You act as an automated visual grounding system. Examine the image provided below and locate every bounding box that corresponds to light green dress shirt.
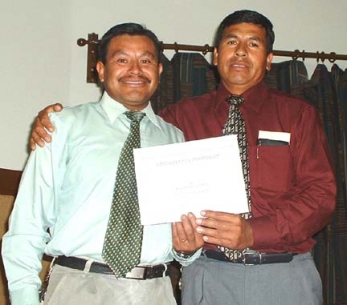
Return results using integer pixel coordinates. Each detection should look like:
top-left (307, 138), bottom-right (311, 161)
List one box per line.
top-left (2, 92), bottom-right (201, 305)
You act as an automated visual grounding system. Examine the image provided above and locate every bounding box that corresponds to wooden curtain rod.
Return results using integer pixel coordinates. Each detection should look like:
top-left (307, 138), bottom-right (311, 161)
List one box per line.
top-left (77, 33), bottom-right (347, 83)
top-left (160, 43), bottom-right (347, 63)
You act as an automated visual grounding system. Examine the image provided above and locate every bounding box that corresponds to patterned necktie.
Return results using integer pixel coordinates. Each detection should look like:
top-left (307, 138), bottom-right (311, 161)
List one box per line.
top-left (218, 95), bottom-right (252, 261)
top-left (102, 111), bottom-right (146, 277)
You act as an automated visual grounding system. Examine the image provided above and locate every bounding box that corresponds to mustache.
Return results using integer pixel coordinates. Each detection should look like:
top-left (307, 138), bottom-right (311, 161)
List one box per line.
top-left (230, 59), bottom-right (250, 66)
top-left (118, 75), bottom-right (151, 83)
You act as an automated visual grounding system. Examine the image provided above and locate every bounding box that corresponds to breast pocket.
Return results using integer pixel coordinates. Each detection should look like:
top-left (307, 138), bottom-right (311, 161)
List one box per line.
top-left (255, 145), bottom-right (292, 192)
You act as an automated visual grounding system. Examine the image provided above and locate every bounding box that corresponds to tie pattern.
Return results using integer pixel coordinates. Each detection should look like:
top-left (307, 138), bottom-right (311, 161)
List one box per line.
top-left (102, 111), bottom-right (145, 277)
top-left (219, 95), bottom-right (252, 261)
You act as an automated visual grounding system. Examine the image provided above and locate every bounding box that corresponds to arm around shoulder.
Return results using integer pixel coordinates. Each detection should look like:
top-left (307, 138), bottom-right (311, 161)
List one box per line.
top-left (30, 103), bottom-right (64, 150)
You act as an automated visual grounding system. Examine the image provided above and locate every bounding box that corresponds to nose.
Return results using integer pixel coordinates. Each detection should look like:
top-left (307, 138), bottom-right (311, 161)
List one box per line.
top-left (235, 42), bottom-right (247, 57)
top-left (129, 60), bottom-right (142, 75)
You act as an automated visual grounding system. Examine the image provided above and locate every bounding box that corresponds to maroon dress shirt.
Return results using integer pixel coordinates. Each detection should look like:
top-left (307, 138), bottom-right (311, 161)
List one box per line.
top-left (159, 81), bottom-right (336, 254)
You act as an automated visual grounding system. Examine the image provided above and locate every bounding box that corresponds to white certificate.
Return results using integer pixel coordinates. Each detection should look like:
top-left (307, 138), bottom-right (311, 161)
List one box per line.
top-left (134, 135), bottom-right (249, 225)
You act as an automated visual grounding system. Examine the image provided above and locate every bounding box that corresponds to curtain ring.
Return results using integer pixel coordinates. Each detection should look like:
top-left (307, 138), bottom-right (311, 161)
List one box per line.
top-left (320, 51), bottom-right (325, 63)
top-left (202, 44), bottom-right (210, 55)
top-left (292, 49), bottom-right (300, 61)
top-left (328, 52), bottom-right (337, 63)
top-left (301, 50), bottom-right (306, 61)
top-left (159, 41), bottom-right (164, 53)
top-left (316, 51), bottom-right (321, 63)
top-left (174, 42), bottom-right (179, 53)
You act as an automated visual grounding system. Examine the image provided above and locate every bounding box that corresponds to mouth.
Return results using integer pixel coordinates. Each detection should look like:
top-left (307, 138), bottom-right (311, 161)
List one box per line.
top-left (230, 62), bottom-right (249, 69)
top-left (119, 76), bottom-right (151, 85)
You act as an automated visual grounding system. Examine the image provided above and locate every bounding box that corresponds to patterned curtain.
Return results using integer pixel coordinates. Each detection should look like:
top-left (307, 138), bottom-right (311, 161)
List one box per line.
top-left (152, 54), bottom-right (347, 305)
top-left (315, 64), bottom-right (347, 304)
top-left (150, 53), bottom-right (174, 114)
top-left (282, 63), bottom-right (347, 304)
top-left (265, 61), bottom-right (347, 304)
top-left (264, 60), bottom-right (309, 90)
top-left (151, 52), bottom-right (218, 113)
top-left (171, 52), bottom-right (218, 101)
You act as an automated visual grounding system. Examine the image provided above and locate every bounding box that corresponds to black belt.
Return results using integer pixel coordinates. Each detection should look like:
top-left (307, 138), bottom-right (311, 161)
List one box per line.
top-left (55, 256), bottom-right (170, 280)
top-left (203, 250), bottom-right (295, 265)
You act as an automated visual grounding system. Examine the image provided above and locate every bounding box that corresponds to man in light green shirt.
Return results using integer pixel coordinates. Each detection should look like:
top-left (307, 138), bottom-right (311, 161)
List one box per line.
top-left (2, 23), bottom-right (203, 305)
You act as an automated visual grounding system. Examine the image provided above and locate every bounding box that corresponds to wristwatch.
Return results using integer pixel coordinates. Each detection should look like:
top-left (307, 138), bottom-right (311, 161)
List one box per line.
top-left (174, 250), bottom-right (196, 259)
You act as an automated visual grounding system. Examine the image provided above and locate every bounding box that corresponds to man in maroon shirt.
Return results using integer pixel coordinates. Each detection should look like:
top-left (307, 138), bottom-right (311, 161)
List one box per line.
top-left (29, 10), bottom-right (335, 305)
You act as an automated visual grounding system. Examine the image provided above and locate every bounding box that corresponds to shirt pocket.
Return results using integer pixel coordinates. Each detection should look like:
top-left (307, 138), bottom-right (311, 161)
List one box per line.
top-left (255, 145), bottom-right (292, 192)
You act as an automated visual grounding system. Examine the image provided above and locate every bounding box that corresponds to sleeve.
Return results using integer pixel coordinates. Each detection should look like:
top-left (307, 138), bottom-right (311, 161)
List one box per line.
top-left (249, 105), bottom-right (336, 251)
top-left (1, 141), bottom-right (56, 305)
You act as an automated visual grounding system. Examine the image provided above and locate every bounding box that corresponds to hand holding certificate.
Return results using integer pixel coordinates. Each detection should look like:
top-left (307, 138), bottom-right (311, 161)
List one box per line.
top-left (134, 135), bottom-right (249, 225)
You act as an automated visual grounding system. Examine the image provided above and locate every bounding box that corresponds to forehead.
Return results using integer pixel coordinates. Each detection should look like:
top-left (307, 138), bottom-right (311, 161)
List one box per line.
top-left (107, 34), bottom-right (157, 55)
top-left (221, 22), bottom-right (267, 40)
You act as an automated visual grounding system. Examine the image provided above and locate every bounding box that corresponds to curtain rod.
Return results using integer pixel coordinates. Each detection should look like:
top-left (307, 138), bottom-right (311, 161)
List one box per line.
top-left (161, 42), bottom-right (347, 63)
top-left (77, 33), bottom-right (347, 83)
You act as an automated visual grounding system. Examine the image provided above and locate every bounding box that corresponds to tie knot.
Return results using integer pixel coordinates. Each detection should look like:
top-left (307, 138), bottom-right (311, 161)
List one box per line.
top-left (125, 111), bottom-right (146, 122)
top-left (227, 95), bottom-right (244, 106)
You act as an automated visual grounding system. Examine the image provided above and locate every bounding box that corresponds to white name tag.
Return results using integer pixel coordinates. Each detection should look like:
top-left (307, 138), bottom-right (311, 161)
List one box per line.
top-left (258, 130), bottom-right (291, 143)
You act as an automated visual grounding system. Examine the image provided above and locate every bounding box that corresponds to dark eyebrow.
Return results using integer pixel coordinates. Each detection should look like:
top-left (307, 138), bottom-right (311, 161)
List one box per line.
top-left (222, 33), bottom-right (238, 40)
top-left (248, 36), bottom-right (262, 42)
top-left (140, 51), bottom-right (157, 59)
top-left (110, 50), bottom-right (127, 57)
top-left (222, 33), bottom-right (263, 43)
top-left (109, 50), bottom-right (157, 60)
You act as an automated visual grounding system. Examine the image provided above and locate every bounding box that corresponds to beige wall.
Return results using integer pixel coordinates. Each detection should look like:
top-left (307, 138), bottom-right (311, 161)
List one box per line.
top-left (1, 0), bottom-right (347, 170)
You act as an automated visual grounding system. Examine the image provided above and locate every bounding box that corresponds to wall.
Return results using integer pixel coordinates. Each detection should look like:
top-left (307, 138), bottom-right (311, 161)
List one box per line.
top-left (1, 0), bottom-right (347, 170)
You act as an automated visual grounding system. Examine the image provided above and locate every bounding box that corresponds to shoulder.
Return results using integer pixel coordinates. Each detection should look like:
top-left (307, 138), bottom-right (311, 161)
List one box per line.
top-left (49, 102), bottom-right (100, 125)
top-left (268, 88), bottom-right (316, 113)
top-left (154, 114), bottom-right (185, 141)
top-left (48, 102), bottom-right (101, 139)
top-left (264, 89), bottom-right (322, 131)
top-left (159, 91), bottom-right (217, 119)
top-left (269, 88), bottom-right (310, 105)
top-left (171, 91), bottom-right (217, 111)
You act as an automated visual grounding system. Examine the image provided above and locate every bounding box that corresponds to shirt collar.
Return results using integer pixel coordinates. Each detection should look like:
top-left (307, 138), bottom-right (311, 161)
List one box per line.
top-left (215, 81), bottom-right (270, 113)
top-left (99, 91), bottom-right (161, 128)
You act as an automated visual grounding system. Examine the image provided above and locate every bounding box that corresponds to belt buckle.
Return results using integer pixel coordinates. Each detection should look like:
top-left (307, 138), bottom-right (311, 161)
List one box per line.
top-left (242, 250), bottom-right (259, 265)
top-left (125, 266), bottom-right (146, 280)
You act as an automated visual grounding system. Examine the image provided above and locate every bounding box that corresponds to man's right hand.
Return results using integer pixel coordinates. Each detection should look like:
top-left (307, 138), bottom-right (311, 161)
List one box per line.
top-left (30, 103), bottom-right (63, 151)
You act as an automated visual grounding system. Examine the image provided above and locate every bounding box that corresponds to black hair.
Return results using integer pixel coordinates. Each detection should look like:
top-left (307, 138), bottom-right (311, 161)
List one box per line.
top-left (98, 22), bottom-right (161, 64)
top-left (214, 10), bottom-right (275, 54)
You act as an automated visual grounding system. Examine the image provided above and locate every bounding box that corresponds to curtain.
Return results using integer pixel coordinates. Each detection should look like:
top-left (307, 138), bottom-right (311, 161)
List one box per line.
top-left (151, 53), bottom-right (347, 305)
top-left (274, 62), bottom-right (347, 304)
top-left (151, 52), bottom-right (218, 113)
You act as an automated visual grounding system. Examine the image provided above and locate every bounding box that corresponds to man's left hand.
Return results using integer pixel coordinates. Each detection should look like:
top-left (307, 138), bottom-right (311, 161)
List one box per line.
top-left (172, 213), bottom-right (204, 254)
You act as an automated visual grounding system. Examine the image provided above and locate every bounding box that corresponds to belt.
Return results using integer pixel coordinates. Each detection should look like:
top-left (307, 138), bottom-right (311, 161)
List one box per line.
top-left (55, 256), bottom-right (170, 280)
top-left (203, 250), bottom-right (295, 265)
